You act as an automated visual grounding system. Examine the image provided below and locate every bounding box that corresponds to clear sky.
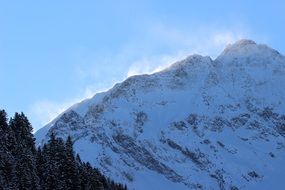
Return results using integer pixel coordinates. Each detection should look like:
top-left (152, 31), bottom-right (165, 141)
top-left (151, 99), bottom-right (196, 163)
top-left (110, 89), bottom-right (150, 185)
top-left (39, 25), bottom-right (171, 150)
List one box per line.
top-left (1, 0), bottom-right (284, 132)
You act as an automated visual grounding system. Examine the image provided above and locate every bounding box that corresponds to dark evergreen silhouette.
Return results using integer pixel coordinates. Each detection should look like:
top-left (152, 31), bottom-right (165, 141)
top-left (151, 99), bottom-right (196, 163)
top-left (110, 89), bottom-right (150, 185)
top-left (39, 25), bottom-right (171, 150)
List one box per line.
top-left (64, 136), bottom-right (81, 190)
top-left (9, 112), bottom-right (40, 190)
top-left (0, 110), bottom-right (17, 189)
top-left (0, 109), bottom-right (127, 190)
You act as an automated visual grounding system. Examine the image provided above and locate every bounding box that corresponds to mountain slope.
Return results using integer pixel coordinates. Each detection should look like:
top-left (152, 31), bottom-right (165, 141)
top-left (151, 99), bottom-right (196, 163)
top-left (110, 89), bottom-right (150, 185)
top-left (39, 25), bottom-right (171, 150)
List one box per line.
top-left (35, 40), bottom-right (285, 190)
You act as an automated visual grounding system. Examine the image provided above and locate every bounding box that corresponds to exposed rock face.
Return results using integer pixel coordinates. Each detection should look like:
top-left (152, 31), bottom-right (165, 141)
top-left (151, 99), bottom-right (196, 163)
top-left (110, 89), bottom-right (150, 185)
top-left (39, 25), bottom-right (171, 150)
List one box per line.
top-left (36, 40), bottom-right (285, 190)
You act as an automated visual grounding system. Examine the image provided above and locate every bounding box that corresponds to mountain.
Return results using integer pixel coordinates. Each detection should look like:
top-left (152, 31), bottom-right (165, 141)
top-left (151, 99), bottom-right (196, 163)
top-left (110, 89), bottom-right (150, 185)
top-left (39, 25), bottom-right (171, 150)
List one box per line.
top-left (35, 40), bottom-right (285, 190)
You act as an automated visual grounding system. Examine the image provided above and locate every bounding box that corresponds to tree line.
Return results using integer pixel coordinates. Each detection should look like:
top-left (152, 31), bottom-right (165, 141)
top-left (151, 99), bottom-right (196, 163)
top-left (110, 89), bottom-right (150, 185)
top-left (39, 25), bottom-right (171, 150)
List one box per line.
top-left (0, 110), bottom-right (127, 190)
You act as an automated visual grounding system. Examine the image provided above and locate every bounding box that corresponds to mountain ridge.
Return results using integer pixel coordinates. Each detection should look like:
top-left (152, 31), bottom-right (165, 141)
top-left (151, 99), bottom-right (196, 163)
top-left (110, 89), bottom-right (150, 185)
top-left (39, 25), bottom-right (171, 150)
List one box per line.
top-left (35, 39), bottom-right (285, 190)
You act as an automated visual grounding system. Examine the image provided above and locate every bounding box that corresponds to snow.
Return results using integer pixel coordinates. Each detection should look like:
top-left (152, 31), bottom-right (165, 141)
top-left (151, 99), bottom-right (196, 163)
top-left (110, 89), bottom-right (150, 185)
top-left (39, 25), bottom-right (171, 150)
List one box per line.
top-left (35, 40), bottom-right (285, 190)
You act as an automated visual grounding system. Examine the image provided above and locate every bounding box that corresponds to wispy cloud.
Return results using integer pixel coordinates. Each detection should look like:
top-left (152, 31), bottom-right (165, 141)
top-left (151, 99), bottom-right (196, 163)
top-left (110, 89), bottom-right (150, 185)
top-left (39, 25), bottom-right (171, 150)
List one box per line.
top-left (126, 23), bottom-right (250, 76)
top-left (126, 53), bottom-right (186, 77)
top-left (212, 32), bottom-right (245, 46)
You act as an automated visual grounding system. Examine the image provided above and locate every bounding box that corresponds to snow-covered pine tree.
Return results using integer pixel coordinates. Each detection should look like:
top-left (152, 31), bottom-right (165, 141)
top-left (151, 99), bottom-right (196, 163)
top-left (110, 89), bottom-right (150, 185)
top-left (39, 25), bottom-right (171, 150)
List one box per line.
top-left (36, 146), bottom-right (47, 189)
top-left (9, 112), bottom-right (40, 190)
top-left (64, 136), bottom-right (81, 190)
top-left (82, 162), bottom-right (104, 190)
top-left (42, 133), bottom-right (67, 189)
top-left (0, 109), bottom-right (17, 189)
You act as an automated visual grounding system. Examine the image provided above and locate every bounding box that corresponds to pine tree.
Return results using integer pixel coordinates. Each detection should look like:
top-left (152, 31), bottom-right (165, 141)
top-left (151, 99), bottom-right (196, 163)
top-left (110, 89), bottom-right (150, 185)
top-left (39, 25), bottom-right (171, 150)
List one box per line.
top-left (36, 146), bottom-right (46, 190)
top-left (64, 136), bottom-right (81, 190)
top-left (9, 112), bottom-right (40, 190)
top-left (43, 133), bottom-right (67, 189)
top-left (0, 109), bottom-right (17, 189)
top-left (82, 162), bottom-right (104, 190)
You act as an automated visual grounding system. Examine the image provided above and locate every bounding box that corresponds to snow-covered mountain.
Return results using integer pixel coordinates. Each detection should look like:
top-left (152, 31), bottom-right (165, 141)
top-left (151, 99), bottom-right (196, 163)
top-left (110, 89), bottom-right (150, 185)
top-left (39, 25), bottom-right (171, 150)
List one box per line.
top-left (35, 40), bottom-right (285, 190)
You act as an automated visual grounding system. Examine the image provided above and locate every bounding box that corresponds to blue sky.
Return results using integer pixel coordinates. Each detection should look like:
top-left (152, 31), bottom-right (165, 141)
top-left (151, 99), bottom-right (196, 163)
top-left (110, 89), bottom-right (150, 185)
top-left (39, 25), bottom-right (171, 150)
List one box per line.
top-left (1, 0), bottom-right (284, 132)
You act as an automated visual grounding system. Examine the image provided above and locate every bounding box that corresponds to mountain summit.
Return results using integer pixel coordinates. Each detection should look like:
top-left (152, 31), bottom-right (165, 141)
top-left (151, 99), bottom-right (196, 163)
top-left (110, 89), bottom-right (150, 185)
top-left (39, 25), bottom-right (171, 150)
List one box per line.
top-left (36, 40), bottom-right (285, 190)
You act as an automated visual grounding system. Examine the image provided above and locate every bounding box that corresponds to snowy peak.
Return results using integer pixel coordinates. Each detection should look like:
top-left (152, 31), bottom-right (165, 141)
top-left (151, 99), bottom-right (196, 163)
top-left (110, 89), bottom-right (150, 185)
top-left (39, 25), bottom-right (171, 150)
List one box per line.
top-left (35, 40), bottom-right (285, 190)
top-left (224, 39), bottom-right (257, 52)
top-left (220, 39), bottom-right (260, 56)
top-left (217, 39), bottom-right (284, 64)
